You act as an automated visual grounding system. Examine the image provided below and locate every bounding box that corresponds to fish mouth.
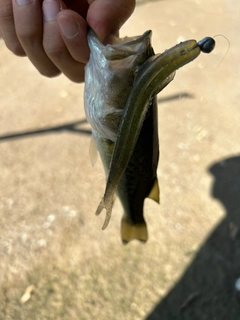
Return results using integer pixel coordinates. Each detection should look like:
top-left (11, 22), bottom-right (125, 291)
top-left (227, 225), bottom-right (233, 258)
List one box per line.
top-left (87, 29), bottom-right (153, 62)
top-left (104, 30), bottom-right (153, 60)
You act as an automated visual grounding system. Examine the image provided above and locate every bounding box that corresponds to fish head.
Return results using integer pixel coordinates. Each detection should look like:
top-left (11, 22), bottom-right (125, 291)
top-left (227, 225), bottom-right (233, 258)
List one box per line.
top-left (84, 29), bottom-right (155, 142)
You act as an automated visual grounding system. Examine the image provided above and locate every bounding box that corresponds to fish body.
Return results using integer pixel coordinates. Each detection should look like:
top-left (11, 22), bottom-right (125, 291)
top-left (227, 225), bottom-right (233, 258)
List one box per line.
top-left (84, 30), bottom-right (161, 243)
top-left (117, 96), bottom-right (160, 243)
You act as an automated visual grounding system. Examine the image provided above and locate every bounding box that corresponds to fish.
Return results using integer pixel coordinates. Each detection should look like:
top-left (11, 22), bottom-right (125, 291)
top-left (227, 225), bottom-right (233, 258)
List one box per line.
top-left (84, 29), bottom-right (215, 243)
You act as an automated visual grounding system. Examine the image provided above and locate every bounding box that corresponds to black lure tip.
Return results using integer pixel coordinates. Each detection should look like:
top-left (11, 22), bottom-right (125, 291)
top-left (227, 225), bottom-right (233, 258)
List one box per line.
top-left (198, 37), bottom-right (215, 53)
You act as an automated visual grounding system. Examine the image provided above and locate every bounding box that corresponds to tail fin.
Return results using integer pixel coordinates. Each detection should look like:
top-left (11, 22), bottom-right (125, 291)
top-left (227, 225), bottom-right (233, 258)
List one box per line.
top-left (121, 218), bottom-right (148, 244)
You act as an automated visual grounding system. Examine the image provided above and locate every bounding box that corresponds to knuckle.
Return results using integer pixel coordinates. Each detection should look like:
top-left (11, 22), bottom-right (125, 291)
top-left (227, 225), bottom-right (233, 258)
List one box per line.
top-left (16, 25), bottom-right (42, 43)
top-left (0, 2), bottom-right (13, 21)
top-left (43, 43), bottom-right (64, 58)
top-left (68, 74), bottom-right (84, 83)
top-left (6, 41), bottom-right (25, 56)
top-left (34, 60), bottom-right (61, 78)
top-left (38, 68), bottom-right (61, 78)
top-left (65, 68), bottom-right (85, 83)
top-left (16, 29), bottom-right (36, 42)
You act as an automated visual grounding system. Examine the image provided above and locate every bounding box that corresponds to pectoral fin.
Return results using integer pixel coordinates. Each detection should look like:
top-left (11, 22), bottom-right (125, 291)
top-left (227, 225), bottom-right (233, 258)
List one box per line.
top-left (121, 218), bottom-right (148, 244)
top-left (147, 178), bottom-right (160, 203)
top-left (89, 135), bottom-right (98, 167)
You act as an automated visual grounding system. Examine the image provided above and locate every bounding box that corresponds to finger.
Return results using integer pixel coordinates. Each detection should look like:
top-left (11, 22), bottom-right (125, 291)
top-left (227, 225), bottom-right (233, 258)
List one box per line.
top-left (12, 0), bottom-right (60, 77)
top-left (87, 0), bottom-right (136, 43)
top-left (57, 9), bottom-right (89, 64)
top-left (42, 0), bottom-right (86, 82)
top-left (0, 0), bottom-right (25, 55)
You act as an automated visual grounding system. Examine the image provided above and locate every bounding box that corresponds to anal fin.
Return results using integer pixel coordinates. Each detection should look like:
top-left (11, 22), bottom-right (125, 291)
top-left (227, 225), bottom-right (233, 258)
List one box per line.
top-left (147, 178), bottom-right (160, 203)
top-left (121, 218), bottom-right (148, 244)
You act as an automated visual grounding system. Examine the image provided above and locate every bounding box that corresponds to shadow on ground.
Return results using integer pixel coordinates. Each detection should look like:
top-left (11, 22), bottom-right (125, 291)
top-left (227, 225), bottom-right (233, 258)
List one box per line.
top-left (146, 155), bottom-right (240, 319)
top-left (0, 92), bottom-right (193, 142)
top-left (0, 119), bottom-right (91, 142)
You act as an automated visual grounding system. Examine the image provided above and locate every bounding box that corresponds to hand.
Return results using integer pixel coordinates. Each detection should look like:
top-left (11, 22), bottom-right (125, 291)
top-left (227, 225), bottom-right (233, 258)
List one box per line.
top-left (0, 0), bottom-right (135, 82)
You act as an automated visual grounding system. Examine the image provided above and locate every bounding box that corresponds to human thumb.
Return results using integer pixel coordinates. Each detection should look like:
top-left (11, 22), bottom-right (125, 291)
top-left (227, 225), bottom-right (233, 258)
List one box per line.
top-left (86, 0), bottom-right (135, 43)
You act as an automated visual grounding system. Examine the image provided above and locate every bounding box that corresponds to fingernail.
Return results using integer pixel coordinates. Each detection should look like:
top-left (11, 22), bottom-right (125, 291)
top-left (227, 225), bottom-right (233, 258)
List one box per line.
top-left (16, 0), bottom-right (33, 6)
top-left (42, 0), bottom-right (60, 22)
top-left (58, 16), bottom-right (79, 39)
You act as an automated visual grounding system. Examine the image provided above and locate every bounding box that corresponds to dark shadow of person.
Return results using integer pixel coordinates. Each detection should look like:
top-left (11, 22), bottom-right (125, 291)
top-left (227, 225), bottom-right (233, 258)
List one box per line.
top-left (146, 155), bottom-right (240, 319)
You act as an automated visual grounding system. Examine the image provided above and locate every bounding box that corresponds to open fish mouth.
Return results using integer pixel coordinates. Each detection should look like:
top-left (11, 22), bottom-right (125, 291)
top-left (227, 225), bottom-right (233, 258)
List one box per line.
top-left (84, 29), bottom-right (215, 242)
top-left (84, 29), bottom-right (155, 143)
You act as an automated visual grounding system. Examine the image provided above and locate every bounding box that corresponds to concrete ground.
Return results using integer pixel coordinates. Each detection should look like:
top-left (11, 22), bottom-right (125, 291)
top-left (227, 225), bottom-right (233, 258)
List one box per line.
top-left (0, 0), bottom-right (240, 319)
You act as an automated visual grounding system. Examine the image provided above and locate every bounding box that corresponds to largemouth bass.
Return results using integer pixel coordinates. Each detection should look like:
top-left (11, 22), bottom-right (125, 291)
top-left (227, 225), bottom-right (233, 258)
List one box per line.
top-left (84, 30), bottom-right (215, 243)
